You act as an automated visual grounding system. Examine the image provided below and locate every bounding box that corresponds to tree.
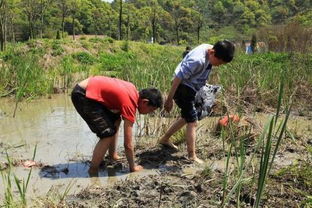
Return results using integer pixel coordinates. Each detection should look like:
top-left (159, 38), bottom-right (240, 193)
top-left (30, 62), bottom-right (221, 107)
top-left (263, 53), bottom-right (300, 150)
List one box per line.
top-left (124, 3), bottom-right (137, 40)
top-left (56, 0), bottom-right (70, 38)
top-left (21, 0), bottom-right (41, 39)
top-left (69, 0), bottom-right (82, 40)
top-left (38, 0), bottom-right (52, 38)
top-left (166, 1), bottom-right (193, 44)
top-left (118, 0), bottom-right (123, 40)
top-left (0, 0), bottom-right (8, 50)
top-left (150, 1), bottom-right (158, 43)
top-left (191, 10), bottom-right (203, 44)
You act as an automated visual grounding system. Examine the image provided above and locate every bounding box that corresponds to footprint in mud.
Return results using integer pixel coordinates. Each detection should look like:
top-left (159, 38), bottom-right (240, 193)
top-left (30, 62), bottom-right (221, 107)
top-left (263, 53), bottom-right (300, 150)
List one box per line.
top-left (0, 110), bottom-right (7, 118)
top-left (136, 146), bottom-right (193, 171)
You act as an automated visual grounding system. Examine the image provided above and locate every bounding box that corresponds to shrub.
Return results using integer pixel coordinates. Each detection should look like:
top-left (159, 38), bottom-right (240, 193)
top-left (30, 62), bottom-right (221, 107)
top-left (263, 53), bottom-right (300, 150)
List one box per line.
top-left (99, 51), bottom-right (135, 71)
top-left (89, 37), bottom-right (102, 43)
top-left (72, 52), bottom-right (97, 64)
top-left (51, 40), bottom-right (64, 56)
top-left (103, 37), bottom-right (114, 43)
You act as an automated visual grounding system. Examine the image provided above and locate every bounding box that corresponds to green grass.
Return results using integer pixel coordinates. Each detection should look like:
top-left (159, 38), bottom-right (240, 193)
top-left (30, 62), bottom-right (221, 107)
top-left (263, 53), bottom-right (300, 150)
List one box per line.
top-left (216, 52), bottom-right (311, 111)
top-left (1, 145), bottom-right (37, 207)
top-left (0, 39), bottom-right (310, 115)
top-left (219, 77), bottom-right (293, 207)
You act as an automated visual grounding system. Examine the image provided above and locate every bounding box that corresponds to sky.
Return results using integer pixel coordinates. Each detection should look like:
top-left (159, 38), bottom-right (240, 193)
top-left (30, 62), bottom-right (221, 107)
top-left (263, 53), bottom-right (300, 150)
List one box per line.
top-left (102, 0), bottom-right (114, 2)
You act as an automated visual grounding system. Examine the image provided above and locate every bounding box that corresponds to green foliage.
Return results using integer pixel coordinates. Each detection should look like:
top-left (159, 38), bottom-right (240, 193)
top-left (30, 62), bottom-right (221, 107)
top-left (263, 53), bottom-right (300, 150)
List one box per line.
top-left (216, 52), bottom-right (311, 110)
top-left (11, 55), bottom-right (51, 98)
top-left (1, 145), bottom-right (37, 207)
top-left (51, 40), bottom-right (64, 56)
top-left (89, 37), bottom-right (102, 43)
top-left (121, 41), bottom-right (129, 52)
top-left (0, 39), bottom-right (310, 116)
top-left (275, 161), bottom-right (312, 207)
top-left (56, 30), bottom-right (61, 40)
top-left (291, 9), bottom-right (312, 26)
top-left (1, 0), bottom-right (310, 45)
top-left (117, 43), bottom-right (182, 91)
top-left (79, 36), bottom-right (87, 40)
top-left (201, 166), bottom-right (212, 178)
top-left (98, 51), bottom-right (135, 71)
top-left (104, 37), bottom-right (115, 43)
top-left (72, 52), bottom-right (97, 64)
top-left (276, 162), bottom-right (312, 190)
top-left (171, 129), bottom-right (185, 145)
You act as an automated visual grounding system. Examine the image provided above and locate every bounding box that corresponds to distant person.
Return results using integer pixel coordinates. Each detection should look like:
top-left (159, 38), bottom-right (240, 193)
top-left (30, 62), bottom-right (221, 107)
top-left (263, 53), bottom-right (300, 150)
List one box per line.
top-left (246, 44), bottom-right (253, 55)
top-left (159, 40), bottom-right (235, 163)
top-left (182, 46), bottom-right (192, 58)
top-left (71, 76), bottom-right (163, 176)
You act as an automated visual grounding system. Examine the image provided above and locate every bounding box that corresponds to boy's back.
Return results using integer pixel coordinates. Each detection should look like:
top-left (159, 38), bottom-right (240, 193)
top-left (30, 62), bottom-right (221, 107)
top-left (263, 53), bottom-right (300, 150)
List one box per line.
top-left (175, 44), bottom-right (213, 92)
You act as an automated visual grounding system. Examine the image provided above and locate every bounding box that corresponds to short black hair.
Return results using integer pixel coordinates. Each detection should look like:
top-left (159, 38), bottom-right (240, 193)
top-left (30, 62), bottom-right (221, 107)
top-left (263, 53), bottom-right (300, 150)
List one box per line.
top-left (213, 40), bottom-right (235, 63)
top-left (139, 88), bottom-right (163, 108)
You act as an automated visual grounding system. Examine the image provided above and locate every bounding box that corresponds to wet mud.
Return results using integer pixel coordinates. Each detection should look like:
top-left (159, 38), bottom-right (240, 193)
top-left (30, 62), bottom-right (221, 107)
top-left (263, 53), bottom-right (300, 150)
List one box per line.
top-left (1, 95), bottom-right (312, 207)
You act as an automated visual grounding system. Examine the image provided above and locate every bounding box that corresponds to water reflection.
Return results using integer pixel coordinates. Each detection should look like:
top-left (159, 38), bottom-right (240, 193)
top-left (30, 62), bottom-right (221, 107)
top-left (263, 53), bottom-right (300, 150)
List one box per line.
top-left (38, 162), bottom-right (126, 179)
top-left (0, 94), bottom-right (125, 164)
top-left (0, 94), bottom-right (154, 198)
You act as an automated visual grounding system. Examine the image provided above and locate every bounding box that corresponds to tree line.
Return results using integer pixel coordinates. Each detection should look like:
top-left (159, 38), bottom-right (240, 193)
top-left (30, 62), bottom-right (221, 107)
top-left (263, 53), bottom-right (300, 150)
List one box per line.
top-left (0, 0), bottom-right (311, 51)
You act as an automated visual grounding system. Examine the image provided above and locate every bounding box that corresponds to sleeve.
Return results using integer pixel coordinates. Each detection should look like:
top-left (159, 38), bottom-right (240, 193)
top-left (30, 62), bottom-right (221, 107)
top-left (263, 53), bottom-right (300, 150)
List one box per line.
top-left (121, 105), bottom-right (136, 123)
top-left (175, 58), bottom-right (202, 80)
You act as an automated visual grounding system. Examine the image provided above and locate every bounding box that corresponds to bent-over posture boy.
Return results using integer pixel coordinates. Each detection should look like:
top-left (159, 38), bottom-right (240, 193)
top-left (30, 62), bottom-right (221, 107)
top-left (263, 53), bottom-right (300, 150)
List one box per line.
top-left (159, 40), bottom-right (235, 163)
top-left (71, 76), bottom-right (163, 175)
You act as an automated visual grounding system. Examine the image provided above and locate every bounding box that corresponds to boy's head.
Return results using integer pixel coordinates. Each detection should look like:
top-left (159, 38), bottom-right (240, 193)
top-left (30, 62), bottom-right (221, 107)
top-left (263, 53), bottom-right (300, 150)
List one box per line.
top-left (208, 40), bottom-right (235, 66)
top-left (138, 88), bottom-right (163, 114)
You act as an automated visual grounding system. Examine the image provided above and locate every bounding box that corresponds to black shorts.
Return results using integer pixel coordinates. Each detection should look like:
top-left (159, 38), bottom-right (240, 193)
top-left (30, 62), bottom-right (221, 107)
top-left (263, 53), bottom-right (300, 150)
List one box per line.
top-left (173, 84), bottom-right (197, 123)
top-left (71, 84), bottom-right (121, 139)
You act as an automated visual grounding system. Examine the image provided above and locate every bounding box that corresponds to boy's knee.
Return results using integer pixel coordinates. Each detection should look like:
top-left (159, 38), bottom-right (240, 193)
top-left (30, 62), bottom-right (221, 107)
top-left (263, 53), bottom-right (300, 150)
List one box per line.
top-left (186, 121), bottom-right (197, 127)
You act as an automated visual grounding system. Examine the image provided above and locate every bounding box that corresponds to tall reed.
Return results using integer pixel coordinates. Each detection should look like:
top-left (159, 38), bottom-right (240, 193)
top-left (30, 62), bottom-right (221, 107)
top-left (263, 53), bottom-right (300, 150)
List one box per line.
top-left (1, 145), bottom-right (37, 207)
top-left (254, 77), bottom-right (292, 208)
top-left (8, 54), bottom-right (48, 117)
top-left (220, 76), bottom-right (292, 207)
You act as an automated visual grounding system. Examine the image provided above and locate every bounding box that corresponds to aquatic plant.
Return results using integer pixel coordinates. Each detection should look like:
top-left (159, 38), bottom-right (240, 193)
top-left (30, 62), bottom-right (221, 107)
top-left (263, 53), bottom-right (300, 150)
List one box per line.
top-left (1, 145), bottom-right (37, 207)
top-left (219, 76), bottom-right (292, 207)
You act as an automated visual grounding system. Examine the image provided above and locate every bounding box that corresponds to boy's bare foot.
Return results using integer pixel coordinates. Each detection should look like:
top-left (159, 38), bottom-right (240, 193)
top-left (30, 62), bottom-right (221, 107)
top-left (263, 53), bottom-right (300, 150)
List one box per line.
top-left (189, 157), bottom-right (204, 164)
top-left (110, 155), bottom-right (122, 161)
top-left (88, 166), bottom-right (99, 177)
top-left (159, 141), bottom-right (178, 151)
top-left (130, 165), bottom-right (143, 172)
top-left (108, 152), bottom-right (123, 161)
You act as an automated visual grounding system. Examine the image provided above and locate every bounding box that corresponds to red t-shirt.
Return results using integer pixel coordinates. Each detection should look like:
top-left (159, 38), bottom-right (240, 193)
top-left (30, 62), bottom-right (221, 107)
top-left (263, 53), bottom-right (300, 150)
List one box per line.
top-left (85, 76), bottom-right (139, 123)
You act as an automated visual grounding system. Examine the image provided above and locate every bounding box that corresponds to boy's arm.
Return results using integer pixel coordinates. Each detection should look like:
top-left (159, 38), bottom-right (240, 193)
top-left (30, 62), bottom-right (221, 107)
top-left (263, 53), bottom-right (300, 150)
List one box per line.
top-left (123, 119), bottom-right (143, 172)
top-left (164, 76), bottom-right (181, 112)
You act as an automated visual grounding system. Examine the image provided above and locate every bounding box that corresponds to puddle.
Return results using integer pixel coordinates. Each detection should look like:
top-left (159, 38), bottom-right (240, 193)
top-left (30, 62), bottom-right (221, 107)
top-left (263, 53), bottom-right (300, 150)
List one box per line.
top-left (0, 94), bottom-right (157, 199)
top-left (1, 94), bottom-right (311, 204)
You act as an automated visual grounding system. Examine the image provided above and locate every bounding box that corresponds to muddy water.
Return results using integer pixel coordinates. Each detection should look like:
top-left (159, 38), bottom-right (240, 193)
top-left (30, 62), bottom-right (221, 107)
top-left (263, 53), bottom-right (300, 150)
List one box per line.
top-left (0, 94), bottom-right (155, 200)
top-left (1, 94), bottom-right (311, 203)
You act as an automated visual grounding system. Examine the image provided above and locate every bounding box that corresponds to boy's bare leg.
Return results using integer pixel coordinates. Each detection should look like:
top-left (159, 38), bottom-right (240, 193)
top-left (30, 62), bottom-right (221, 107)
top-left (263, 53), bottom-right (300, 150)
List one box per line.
top-left (108, 119), bottom-right (121, 160)
top-left (89, 137), bottom-right (114, 176)
top-left (159, 117), bottom-right (186, 149)
top-left (186, 121), bottom-right (203, 164)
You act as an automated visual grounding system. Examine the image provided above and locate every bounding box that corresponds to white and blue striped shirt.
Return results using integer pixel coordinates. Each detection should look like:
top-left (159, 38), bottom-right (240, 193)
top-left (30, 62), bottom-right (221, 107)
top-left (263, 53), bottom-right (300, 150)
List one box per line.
top-left (174, 44), bottom-right (213, 92)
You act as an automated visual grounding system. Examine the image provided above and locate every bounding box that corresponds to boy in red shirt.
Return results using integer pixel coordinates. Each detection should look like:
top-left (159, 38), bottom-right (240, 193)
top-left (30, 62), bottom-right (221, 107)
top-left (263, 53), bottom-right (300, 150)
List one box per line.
top-left (71, 76), bottom-right (163, 175)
